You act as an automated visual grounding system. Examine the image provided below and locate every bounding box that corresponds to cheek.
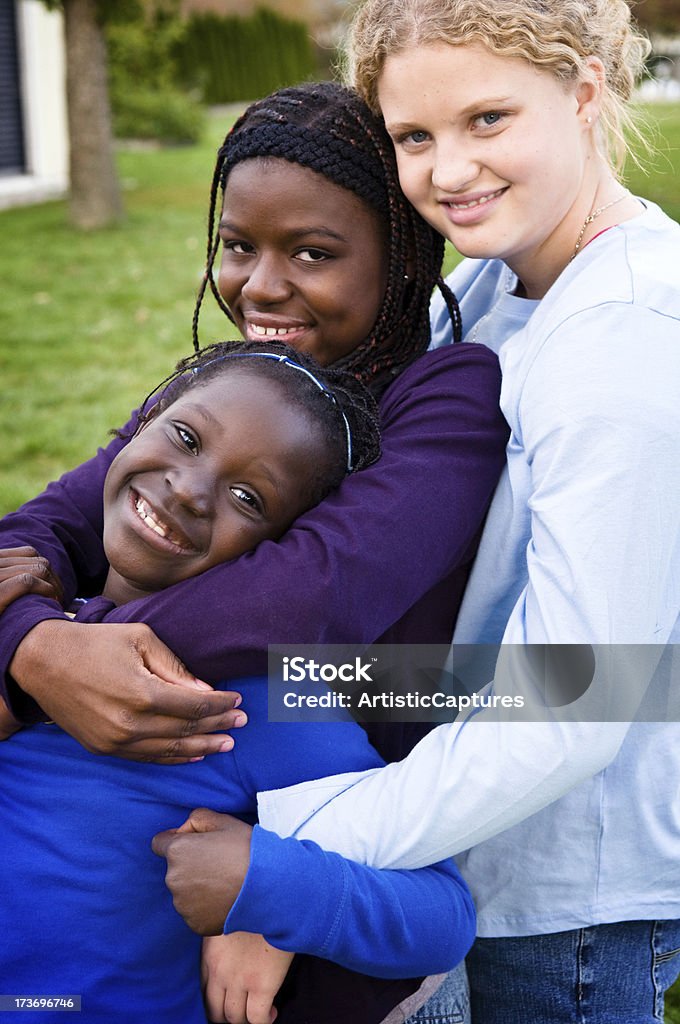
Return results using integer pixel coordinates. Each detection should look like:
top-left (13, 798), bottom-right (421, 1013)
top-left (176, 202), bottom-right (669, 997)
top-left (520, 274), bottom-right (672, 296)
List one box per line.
top-left (216, 255), bottom-right (242, 305)
top-left (395, 156), bottom-right (424, 203)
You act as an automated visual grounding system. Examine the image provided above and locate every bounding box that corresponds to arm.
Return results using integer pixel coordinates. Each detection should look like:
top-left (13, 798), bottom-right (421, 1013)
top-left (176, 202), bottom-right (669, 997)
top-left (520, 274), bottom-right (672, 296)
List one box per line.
top-left (253, 303), bottom-right (680, 867)
top-left (4, 345), bottom-right (507, 716)
top-left (229, 827), bottom-right (474, 978)
top-left (0, 547), bottom-right (65, 738)
top-left (153, 700), bottom-right (476, 976)
top-left (153, 682), bottom-right (477, 1024)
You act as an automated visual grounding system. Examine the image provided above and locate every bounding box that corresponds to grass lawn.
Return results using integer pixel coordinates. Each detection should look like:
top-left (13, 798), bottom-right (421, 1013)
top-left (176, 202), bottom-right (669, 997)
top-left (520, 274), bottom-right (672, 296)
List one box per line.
top-left (2, 102), bottom-right (680, 513)
top-left (0, 114), bottom-right (240, 515)
top-left (0, 102), bottom-right (680, 1015)
top-left (669, 986), bottom-right (680, 1024)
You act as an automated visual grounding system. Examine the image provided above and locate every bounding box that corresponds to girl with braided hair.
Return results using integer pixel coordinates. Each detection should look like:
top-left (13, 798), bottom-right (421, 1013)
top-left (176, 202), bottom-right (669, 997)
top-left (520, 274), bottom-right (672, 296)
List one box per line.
top-left (0, 341), bottom-right (473, 1022)
top-left (0, 83), bottom-right (506, 1022)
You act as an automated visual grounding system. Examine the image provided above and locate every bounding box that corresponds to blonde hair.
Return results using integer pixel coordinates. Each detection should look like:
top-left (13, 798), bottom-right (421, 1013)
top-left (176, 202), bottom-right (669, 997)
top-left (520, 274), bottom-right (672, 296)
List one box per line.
top-left (347, 0), bottom-right (651, 174)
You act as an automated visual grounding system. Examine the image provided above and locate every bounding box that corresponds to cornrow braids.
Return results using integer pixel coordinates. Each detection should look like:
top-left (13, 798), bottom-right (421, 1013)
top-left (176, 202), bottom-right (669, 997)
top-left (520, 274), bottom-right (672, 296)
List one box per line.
top-left (193, 81), bottom-right (462, 396)
top-left (128, 339), bottom-right (382, 507)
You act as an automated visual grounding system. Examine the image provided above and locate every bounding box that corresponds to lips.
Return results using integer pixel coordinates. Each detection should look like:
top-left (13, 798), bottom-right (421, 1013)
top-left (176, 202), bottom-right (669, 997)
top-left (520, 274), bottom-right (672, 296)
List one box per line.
top-left (131, 491), bottom-right (196, 553)
top-left (445, 187), bottom-right (508, 211)
top-left (241, 313), bottom-right (310, 344)
top-left (247, 323), bottom-right (306, 338)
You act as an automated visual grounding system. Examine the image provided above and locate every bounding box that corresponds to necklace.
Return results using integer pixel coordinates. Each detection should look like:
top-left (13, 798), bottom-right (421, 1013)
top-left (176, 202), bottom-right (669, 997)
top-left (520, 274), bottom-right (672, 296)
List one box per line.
top-left (570, 191), bottom-right (629, 261)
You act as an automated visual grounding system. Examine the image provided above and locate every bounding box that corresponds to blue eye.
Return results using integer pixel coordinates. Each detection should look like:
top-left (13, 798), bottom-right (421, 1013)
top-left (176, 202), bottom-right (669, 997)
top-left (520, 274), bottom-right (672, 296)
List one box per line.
top-left (473, 111), bottom-right (506, 129)
top-left (402, 129), bottom-right (429, 146)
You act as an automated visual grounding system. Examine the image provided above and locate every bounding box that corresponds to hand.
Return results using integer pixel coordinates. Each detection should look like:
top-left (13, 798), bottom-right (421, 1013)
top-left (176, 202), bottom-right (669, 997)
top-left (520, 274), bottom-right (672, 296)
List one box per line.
top-left (0, 697), bottom-right (21, 740)
top-left (9, 620), bottom-right (247, 763)
top-left (152, 809), bottom-right (252, 933)
top-left (0, 546), bottom-right (64, 613)
top-left (202, 933), bottom-right (293, 1024)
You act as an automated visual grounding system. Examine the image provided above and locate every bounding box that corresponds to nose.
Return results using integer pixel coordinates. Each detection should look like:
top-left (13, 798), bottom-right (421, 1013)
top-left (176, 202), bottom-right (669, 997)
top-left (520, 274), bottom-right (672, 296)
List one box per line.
top-left (166, 466), bottom-right (213, 518)
top-left (431, 137), bottom-right (480, 194)
top-left (239, 252), bottom-right (292, 306)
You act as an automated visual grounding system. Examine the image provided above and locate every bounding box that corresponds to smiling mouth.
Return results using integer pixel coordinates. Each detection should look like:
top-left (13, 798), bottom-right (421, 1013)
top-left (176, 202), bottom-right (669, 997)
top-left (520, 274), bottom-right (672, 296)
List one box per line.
top-left (446, 187), bottom-right (507, 210)
top-left (245, 322), bottom-right (308, 339)
top-left (133, 493), bottom-right (195, 552)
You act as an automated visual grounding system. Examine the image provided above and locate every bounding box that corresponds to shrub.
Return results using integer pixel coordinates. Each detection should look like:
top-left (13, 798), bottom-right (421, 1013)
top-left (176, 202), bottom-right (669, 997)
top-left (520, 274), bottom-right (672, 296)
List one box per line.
top-left (174, 7), bottom-right (319, 104)
top-left (107, 7), bottom-right (205, 144)
top-left (111, 87), bottom-right (205, 145)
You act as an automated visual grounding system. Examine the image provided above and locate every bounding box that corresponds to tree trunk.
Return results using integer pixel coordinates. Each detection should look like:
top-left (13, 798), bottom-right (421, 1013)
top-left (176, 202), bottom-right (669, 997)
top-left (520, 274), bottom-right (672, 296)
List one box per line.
top-left (62, 0), bottom-right (123, 228)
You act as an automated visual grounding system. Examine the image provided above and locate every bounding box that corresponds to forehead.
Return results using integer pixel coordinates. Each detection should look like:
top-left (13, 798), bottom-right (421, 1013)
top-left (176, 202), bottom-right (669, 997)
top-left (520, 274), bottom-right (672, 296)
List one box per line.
top-left (168, 368), bottom-right (292, 424)
top-left (379, 41), bottom-right (563, 118)
top-left (222, 157), bottom-right (384, 234)
top-left (163, 368), bottom-right (323, 476)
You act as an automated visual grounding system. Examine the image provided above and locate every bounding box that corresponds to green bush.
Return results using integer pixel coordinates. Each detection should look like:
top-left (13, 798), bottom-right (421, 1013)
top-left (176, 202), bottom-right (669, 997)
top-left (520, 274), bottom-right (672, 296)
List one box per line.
top-left (174, 6), bottom-right (319, 104)
top-left (107, 8), bottom-right (205, 144)
top-left (112, 87), bottom-right (205, 145)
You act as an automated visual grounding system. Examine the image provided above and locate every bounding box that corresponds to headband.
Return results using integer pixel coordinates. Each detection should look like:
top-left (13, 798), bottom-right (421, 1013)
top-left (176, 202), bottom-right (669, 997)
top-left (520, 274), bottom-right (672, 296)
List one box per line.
top-left (193, 351), bottom-right (355, 473)
top-left (219, 122), bottom-right (389, 215)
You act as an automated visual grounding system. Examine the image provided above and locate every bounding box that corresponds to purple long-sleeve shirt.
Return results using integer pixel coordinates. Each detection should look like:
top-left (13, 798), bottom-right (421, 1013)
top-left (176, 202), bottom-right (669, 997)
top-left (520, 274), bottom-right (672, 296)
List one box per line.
top-left (0, 344), bottom-right (507, 721)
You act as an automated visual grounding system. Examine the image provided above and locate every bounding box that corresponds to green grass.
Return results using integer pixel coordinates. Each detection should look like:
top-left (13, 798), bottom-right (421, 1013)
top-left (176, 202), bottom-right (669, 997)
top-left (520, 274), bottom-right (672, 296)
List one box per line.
top-left (0, 116), bottom-right (240, 515)
top-left (668, 982), bottom-right (680, 1024)
top-left (1, 103), bottom-right (680, 514)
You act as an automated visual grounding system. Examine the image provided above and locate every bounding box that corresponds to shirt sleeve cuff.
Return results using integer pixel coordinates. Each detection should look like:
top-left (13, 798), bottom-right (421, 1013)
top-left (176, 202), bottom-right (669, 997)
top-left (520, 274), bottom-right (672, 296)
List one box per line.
top-left (0, 601), bottom-right (71, 722)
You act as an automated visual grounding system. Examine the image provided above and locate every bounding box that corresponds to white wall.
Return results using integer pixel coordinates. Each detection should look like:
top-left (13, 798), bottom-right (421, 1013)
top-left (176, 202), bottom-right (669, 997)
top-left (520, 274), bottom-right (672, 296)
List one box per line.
top-left (0, 0), bottom-right (68, 209)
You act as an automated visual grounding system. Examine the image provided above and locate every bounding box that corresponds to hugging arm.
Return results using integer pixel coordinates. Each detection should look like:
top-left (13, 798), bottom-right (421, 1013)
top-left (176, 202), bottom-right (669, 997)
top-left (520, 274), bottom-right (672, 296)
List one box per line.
top-left (0, 346), bottom-right (507, 754)
top-left (153, 705), bottom-right (476, 1022)
top-left (256, 305), bottom-right (680, 869)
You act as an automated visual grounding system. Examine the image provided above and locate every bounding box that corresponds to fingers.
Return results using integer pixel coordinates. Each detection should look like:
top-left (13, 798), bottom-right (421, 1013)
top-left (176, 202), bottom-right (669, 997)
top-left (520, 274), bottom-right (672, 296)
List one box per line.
top-left (245, 992), bottom-right (278, 1024)
top-left (151, 828), bottom-right (178, 858)
top-left (202, 976), bottom-right (228, 1022)
top-left (103, 682), bottom-right (247, 740)
top-left (223, 987), bottom-right (278, 1024)
top-left (0, 549), bottom-right (64, 603)
top-left (152, 810), bottom-right (234, 857)
top-left (135, 628), bottom-right (215, 691)
top-left (0, 574), bottom-right (60, 614)
top-left (175, 808), bottom-right (233, 834)
top-left (114, 733), bottom-right (235, 764)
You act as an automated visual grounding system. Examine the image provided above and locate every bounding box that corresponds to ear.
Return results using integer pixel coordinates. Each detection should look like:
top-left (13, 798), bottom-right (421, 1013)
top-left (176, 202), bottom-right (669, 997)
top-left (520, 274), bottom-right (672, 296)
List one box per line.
top-left (575, 56), bottom-right (606, 125)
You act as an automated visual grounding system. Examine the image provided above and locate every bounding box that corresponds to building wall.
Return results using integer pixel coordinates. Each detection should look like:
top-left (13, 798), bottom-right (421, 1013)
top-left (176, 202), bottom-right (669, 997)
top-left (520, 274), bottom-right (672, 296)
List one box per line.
top-left (0, 0), bottom-right (68, 209)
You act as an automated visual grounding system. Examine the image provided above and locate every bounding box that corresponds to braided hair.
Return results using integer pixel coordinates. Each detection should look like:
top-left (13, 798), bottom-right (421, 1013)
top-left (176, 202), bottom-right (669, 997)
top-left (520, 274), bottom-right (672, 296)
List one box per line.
top-left (131, 339), bottom-right (382, 508)
top-left (193, 81), bottom-right (461, 396)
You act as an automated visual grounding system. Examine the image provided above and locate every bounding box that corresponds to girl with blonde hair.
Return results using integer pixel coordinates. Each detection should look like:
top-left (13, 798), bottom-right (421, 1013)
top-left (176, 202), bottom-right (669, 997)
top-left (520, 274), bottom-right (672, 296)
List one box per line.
top-left (165, 2), bottom-right (680, 1022)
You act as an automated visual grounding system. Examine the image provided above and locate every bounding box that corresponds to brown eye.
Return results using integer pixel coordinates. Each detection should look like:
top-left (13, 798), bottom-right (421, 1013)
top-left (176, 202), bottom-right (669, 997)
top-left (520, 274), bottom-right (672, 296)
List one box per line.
top-left (175, 424), bottom-right (199, 454)
top-left (230, 486), bottom-right (262, 513)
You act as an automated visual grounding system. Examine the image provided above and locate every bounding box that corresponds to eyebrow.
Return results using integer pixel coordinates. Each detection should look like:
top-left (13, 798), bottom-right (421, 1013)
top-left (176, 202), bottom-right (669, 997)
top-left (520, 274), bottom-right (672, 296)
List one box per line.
top-left (181, 401), bottom-right (219, 426)
top-left (386, 96), bottom-right (516, 133)
top-left (218, 219), bottom-right (349, 244)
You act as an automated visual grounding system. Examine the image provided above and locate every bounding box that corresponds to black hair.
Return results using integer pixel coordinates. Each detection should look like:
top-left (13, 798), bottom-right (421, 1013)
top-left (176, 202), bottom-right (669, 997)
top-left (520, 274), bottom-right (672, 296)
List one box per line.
top-left (193, 81), bottom-right (462, 396)
top-left (133, 339), bottom-right (382, 509)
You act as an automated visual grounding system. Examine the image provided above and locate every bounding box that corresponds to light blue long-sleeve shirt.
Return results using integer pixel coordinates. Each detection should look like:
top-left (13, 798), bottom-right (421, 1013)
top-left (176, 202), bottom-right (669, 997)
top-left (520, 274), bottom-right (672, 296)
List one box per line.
top-left (257, 200), bottom-right (680, 936)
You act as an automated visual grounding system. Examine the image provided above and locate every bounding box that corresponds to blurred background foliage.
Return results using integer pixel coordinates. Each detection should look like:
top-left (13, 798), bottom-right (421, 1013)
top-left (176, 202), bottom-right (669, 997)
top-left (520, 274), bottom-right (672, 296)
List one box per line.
top-left (106, 1), bottom-right (320, 144)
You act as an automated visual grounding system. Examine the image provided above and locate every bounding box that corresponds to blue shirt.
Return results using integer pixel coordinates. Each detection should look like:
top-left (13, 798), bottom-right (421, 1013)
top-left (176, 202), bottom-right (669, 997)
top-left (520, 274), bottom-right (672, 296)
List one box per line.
top-left (0, 679), bottom-right (474, 1021)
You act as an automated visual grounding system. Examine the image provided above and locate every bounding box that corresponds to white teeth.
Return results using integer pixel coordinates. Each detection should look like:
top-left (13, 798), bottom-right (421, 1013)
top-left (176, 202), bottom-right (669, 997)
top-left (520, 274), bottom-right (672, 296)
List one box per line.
top-left (135, 497), bottom-right (169, 539)
top-left (450, 188), bottom-right (504, 210)
top-left (250, 323), bottom-right (301, 337)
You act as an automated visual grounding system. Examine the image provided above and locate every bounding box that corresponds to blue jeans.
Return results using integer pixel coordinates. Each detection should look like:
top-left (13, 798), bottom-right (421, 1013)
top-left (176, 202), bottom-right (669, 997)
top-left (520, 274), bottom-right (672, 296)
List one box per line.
top-left (404, 961), bottom-right (470, 1024)
top-left (466, 919), bottom-right (680, 1023)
